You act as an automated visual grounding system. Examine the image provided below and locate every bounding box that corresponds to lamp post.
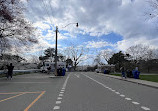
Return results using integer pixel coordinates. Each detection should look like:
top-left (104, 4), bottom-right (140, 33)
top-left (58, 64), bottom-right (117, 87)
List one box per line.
top-left (54, 23), bottom-right (78, 76)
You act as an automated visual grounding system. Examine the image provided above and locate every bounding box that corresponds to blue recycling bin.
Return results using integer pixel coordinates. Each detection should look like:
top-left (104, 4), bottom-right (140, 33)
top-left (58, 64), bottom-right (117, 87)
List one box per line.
top-left (132, 70), bottom-right (140, 79)
top-left (62, 68), bottom-right (66, 76)
top-left (104, 70), bottom-right (107, 74)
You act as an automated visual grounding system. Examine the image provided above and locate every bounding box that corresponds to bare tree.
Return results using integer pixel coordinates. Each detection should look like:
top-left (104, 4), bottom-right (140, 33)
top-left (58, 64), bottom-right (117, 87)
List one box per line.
top-left (0, 0), bottom-right (38, 54)
top-left (126, 44), bottom-right (151, 63)
top-left (29, 55), bottom-right (40, 63)
top-left (93, 53), bottom-right (102, 65)
top-left (126, 44), bottom-right (157, 72)
top-left (64, 45), bottom-right (88, 70)
top-left (100, 49), bottom-right (114, 64)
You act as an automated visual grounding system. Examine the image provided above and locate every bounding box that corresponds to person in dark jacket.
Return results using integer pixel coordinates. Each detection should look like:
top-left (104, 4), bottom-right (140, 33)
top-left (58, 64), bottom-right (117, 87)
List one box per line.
top-left (6, 63), bottom-right (14, 80)
top-left (120, 66), bottom-right (126, 79)
top-left (47, 66), bottom-right (51, 74)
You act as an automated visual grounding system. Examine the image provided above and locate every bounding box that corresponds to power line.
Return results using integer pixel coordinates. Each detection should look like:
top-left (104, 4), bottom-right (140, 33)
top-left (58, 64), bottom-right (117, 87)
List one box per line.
top-left (40, 0), bottom-right (54, 26)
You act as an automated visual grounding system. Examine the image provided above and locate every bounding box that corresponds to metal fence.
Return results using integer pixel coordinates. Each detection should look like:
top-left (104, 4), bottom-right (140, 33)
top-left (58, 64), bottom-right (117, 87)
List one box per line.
top-left (0, 69), bottom-right (40, 75)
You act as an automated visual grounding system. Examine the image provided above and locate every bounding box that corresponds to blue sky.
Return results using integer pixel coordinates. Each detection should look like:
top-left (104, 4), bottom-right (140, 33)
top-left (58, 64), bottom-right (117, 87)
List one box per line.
top-left (22, 0), bottom-right (158, 65)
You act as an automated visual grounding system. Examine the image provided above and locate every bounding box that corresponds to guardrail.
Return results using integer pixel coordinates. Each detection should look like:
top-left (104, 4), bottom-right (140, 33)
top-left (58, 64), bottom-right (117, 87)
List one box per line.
top-left (0, 69), bottom-right (40, 75)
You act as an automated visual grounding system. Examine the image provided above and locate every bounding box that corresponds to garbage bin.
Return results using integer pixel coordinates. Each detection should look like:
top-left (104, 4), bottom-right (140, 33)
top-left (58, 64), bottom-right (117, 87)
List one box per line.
top-left (62, 68), bottom-right (66, 76)
top-left (132, 70), bottom-right (140, 79)
top-left (104, 70), bottom-right (110, 74)
top-left (57, 68), bottom-right (62, 76)
top-left (104, 70), bottom-right (107, 74)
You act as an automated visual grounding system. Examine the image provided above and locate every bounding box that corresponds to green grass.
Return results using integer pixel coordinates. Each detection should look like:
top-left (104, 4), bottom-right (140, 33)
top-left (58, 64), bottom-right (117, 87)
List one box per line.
top-left (139, 75), bottom-right (158, 82)
top-left (111, 74), bottom-right (121, 77)
top-left (110, 73), bottom-right (158, 83)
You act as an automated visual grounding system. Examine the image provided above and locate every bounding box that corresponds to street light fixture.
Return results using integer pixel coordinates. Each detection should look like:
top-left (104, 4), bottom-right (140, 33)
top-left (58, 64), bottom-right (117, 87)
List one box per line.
top-left (54, 23), bottom-right (78, 76)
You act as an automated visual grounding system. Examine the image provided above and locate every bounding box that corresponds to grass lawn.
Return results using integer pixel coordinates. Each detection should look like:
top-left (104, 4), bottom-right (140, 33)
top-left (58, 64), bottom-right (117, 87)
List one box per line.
top-left (111, 73), bottom-right (158, 83)
top-left (139, 75), bottom-right (158, 82)
top-left (111, 74), bottom-right (121, 77)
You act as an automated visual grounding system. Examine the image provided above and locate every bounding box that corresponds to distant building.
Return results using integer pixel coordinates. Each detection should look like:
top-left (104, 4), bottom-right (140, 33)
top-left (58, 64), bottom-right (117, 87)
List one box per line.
top-left (76, 65), bottom-right (89, 71)
top-left (97, 64), bottom-right (115, 73)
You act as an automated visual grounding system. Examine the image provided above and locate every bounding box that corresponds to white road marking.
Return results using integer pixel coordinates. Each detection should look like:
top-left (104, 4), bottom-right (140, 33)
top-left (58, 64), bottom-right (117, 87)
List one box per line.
top-left (115, 92), bottom-right (120, 94)
top-left (125, 98), bottom-right (132, 101)
top-left (83, 74), bottom-right (152, 111)
top-left (132, 101), bottom-right (140, 105)
top-left (59, 94), bottom-right (63, 96)
top-left (120, 94), bottom-right (125, 97)
top-left (141, 106), bottom-right (150, 110)
top-left (111, 90), bottom-right (115, 92)
top-left (56, 101), bottom-right (61, 104)
top-left (54, 75), bottom-right (70, 110)
top-left (108, 88), bottom-right (112, 90)
top-left (83, 74), bottom-right (108, 89)
top-left (75, 74), bottom-right (80, 78)
top-left (57, 97), bottom-right (62, 100)
top-left (62, 74), bottom-right (70, 89)
top-left (53, 106), bottom-right (60, 110)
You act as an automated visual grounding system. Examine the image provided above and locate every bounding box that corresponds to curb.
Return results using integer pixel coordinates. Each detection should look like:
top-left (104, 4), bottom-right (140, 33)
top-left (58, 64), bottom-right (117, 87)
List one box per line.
top-left (98, 73), bottom-right (158, 89)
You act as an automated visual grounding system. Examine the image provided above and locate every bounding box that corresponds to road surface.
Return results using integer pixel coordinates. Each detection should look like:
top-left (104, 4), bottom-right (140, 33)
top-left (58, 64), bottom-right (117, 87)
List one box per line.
top-left (0, 72), bottom-right (157, 111)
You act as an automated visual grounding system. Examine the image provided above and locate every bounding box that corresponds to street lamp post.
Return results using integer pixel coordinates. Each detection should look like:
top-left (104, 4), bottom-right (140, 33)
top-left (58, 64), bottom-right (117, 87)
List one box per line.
top-left (54, 23), bottom-right (78, 76)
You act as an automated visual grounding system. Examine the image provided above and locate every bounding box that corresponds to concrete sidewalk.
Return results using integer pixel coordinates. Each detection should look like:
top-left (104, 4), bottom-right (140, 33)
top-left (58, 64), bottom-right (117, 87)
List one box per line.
top-left (99, 73), bottom-right (158, 89)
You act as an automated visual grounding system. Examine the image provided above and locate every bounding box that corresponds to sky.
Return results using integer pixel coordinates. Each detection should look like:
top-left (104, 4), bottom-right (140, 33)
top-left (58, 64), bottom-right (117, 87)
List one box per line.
top-left (22, 0), bottom-right (158, 65)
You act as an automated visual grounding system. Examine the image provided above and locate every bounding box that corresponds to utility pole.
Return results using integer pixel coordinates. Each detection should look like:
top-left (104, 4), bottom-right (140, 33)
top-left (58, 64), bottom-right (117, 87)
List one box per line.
top-left (55, 26), bottom-right (58, 76)
top-left (54, 23), bottom-right (78, 76)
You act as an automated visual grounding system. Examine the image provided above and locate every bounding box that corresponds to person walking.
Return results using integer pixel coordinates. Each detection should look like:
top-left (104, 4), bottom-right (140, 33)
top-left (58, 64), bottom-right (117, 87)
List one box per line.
top-left (47, 66), bottom-right (51, 74)
top-left (120, 66), bottom-right (126, 79)
top-left (6, 63), bottom-right (14, 80)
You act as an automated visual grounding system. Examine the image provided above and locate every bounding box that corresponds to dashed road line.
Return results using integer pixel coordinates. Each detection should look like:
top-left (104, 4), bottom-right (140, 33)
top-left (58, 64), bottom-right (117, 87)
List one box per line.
top-left (120, 94), bottom-right (125, 97)
top-left (109, 88), bottom-right (112, 90)
top-left (141, 106), bottom-right (150, 110)
top-left (132, 101), bottom-right (140, 105)
top-left (54, 74), bottom-right (70, 110)
top-left (53, 106), bottom-right (60, 110)
top-left (57, 97), bottom-right (62, 100)
top-left (125, 98), bottom-right (132, 101)
top-left (115, 92), bottom-right (120, 94)
top-left (83, 74), bottom-right (151, 111)
top-left (56, 101), bottom-right (61, 104)
top-left (62, 75), bottom-right (70, 89)
top-left (59, 94), bottom-right (63, 97)
top-left (111, 90), bottom-right (115, 92)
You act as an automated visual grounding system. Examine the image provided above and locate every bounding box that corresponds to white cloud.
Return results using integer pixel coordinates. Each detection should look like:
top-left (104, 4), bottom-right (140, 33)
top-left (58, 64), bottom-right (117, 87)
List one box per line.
top-left (33, 21), bottom-right (51, 30)
top-left (86, 41), bottom-right (114, 48)
top-left (115, 37), bottom-right (158, 51)
top-left (24, 0), bottom-right (158, 52)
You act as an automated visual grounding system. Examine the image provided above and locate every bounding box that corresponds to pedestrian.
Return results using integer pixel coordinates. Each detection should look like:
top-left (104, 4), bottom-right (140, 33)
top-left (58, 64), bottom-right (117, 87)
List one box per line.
top-left (6, 63), bottom-right (14, 80)
top-left (47, 66), bottom-right (51, 74)
top-left (120, 66), bottom-right (126, 79)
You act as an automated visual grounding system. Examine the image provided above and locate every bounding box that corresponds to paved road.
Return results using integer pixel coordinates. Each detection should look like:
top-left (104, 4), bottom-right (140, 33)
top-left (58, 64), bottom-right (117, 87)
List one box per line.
top-left (0, 72), bottom-right (158, 111)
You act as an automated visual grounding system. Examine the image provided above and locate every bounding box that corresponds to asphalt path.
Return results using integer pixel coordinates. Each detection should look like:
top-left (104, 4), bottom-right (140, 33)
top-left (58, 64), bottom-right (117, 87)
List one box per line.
top-left (0, 72), bottom-right (158, 111)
